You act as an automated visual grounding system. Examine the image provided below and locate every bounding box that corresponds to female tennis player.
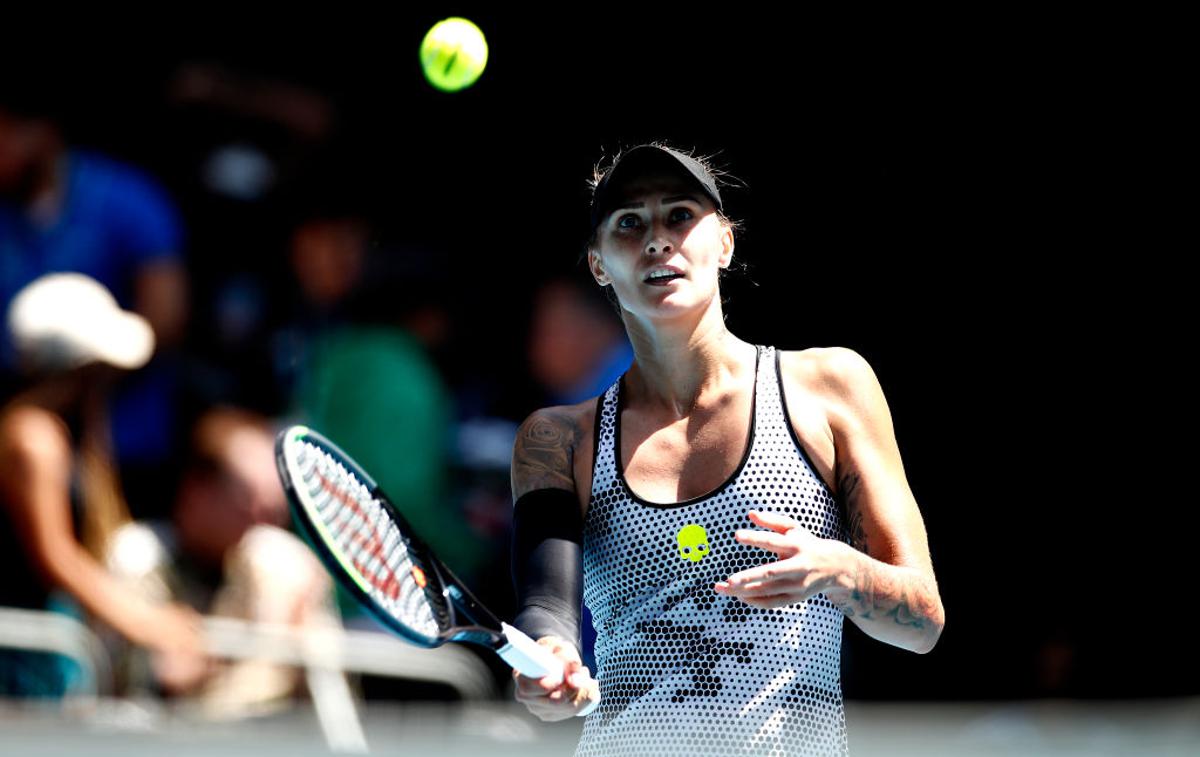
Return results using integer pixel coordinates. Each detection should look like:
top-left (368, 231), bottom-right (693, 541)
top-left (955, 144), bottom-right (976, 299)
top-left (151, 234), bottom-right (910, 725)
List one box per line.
top-left (509, 142), bottom-right (945, 756)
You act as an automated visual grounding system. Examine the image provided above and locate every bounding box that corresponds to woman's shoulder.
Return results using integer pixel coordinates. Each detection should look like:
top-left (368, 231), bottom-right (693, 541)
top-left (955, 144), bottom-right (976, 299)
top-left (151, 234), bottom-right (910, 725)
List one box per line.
top-left (511, 397), bottom-right (599, 497)
top-left (777, 345), bottom-right (888, 425)
top-left (0, 403), bottom-right (73, 470)
top-left (0, 403), bottom-right (71, 446)
top-left (525, 381), bottom-right (617, 440)
top-left (777, 345), bottom-right (874, 385)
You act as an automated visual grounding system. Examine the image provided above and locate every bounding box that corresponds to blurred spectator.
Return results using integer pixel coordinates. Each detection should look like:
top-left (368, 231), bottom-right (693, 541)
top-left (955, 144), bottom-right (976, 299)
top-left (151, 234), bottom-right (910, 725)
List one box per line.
top-left (0, 273), bottom-right (202, 698)
top-left (0, 94), bottom-right (190, 520)
top-left (105, 406), bottom-right (337, 713)
top-left (157, 61), bottom-right (340, 420)
top-left (529, 276), bottom-right (633, 405)
top-left (165, 61), bottom-right (335, 201)
top-left (292, 325), bottom-right (468, 568)
top-left (268, 212), bottom-right (378, 411)
top-left (290, 216), bottom-right (367, 312)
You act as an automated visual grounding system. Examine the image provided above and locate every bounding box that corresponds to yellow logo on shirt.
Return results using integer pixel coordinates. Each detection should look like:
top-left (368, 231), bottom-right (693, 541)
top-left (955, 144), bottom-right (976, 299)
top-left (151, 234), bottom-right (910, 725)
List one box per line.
top-left (676, 524), bottom-right (710, 563)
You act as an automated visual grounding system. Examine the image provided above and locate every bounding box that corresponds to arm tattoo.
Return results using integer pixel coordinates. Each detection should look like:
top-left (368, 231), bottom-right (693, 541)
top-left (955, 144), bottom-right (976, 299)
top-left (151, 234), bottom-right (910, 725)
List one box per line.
top-left (834, 466), bottom-right (938, 625)
top-left (837, 466), bottom-right (868, 554)
top-left (832, 551), bottom-right (941, 636)
top-left (512, 411), bottom-right (580, 493)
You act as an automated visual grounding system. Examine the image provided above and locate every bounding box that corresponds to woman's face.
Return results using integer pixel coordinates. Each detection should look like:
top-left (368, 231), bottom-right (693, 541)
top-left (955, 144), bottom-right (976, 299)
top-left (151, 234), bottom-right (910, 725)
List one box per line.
top-left (589, 168), bottom-right (732, 320)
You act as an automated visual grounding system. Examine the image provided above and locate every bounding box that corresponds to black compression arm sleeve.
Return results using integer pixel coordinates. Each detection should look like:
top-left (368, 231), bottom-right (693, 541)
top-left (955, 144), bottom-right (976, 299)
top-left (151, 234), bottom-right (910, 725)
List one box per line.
top-left (510, 488), bottom-right (583, 653)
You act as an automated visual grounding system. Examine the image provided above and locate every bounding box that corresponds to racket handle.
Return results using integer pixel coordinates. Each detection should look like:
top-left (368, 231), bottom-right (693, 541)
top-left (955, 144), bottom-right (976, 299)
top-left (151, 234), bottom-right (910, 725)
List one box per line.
top-left (498, 621), bottom-right (565, 679)
top-left (500, 622), bottom-right (600, 717)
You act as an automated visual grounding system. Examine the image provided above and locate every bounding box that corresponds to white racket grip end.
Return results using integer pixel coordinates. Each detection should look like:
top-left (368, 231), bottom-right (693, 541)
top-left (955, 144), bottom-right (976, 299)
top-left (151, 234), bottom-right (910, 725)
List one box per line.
top-left (498, 622), bottom-right (563, 680)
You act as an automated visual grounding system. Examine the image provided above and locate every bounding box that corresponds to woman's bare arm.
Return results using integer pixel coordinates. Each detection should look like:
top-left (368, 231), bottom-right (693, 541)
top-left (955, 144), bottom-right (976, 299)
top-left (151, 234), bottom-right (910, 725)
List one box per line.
top-left (510, 407), bottom-right (586, 650)
top-left (817, 348), bottom-right (946, 654)
top-left (0, 406), bottom-right (200, 654)
top-left (509, 407), bottom-right (598, 719)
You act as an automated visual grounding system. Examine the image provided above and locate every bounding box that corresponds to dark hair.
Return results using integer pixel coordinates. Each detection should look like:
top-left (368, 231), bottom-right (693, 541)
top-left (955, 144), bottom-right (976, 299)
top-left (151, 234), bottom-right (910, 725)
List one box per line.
top-left (578, 141), bottom-right (750, 313)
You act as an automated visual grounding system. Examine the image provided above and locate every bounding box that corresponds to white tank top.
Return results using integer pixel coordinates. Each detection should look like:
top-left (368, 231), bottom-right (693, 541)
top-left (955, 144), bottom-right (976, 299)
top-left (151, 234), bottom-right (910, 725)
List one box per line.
top-left (578, 344), bottom-right (851, 757)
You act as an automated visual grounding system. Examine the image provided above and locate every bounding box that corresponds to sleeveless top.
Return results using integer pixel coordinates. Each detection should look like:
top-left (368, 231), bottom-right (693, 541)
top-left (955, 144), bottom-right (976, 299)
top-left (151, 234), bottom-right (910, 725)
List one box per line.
top-left (578, 344), bottom-right (851, 757)
top-left (0, 407), bottom-right (87, 613)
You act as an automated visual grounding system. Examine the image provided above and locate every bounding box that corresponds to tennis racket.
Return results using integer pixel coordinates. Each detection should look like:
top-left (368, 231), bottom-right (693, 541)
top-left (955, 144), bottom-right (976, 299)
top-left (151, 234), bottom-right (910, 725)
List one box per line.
top-left (274, 424), bottom-right (589, 709)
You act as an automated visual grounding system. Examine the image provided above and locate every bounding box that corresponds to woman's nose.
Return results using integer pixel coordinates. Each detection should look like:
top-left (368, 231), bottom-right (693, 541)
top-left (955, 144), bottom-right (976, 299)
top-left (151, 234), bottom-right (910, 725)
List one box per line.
top-left (644, 235), bottom-right (672, 255)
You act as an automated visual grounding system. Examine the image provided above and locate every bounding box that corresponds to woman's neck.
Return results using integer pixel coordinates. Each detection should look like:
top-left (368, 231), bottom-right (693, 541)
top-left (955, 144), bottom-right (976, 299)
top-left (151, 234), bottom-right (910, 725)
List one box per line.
top-left (4, 365), bottom-right (108, 419)
top-left (621, 299), bottom-right (755, 419)
top-left (8, 376), bottom-right (80, 414)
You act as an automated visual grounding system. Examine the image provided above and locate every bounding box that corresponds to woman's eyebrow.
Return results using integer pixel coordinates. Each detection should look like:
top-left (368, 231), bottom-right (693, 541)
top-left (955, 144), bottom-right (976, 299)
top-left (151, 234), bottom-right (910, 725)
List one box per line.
top-left (612, 194), bottom-right (701, 212)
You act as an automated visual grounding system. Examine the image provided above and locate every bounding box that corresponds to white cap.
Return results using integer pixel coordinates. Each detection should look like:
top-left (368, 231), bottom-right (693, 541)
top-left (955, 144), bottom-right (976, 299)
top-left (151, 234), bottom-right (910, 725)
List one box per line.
top-left (7, 272), bottom-right (156, 373)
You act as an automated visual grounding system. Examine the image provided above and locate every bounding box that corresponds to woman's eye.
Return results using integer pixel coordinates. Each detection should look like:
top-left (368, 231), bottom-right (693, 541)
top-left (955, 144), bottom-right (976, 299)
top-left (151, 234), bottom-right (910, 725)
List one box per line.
top-left (618, 207), bottom-right (693, 229)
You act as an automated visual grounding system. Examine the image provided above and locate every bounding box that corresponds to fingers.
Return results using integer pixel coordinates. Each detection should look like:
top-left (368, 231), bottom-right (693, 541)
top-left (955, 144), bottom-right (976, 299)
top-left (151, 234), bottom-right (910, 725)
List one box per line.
top-left (744, 511), bottom-right (814, 538)
top-left (717, 553), bottom-right (823, 604)
top-left (734, 528), bottom-right (797, 555)
top-left (746, 509), bottom-right (804, 531)
top-left (724, 561), bottom-right (789, 589)
top-left (567, 679), bottom-right (599, 714)
top-left (514, 662), bottom-right (592, 697)
top-left (538, 635), bottom-right (581, 663)
top-left (567, 667), bottom-right (593, 689)
top-left (534, 636), bottom-right (577, 687)
top-left (512, 666), bottom-right (554, 697)
top-left (718, 579), bottom-right (806, 598)
top-left (512, 643), bottom-right (599, 721)
top-left (512, 636), bottom-right (582, 696)
top-left (513, 666), bottom-right (599, 721)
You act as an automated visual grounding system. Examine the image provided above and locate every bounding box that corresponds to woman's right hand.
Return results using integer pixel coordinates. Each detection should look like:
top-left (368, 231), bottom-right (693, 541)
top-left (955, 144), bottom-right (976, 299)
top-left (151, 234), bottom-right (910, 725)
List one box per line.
top-left (140, 603), bottom-right (213, 696)
top-left (136, 602), bottom-right (206, 656)
top-left (512, 636), bottom-right (599, 722)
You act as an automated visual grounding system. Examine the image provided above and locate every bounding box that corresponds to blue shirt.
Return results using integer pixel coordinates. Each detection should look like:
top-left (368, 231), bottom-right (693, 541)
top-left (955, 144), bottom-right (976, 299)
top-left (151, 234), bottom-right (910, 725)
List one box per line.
top-left (546, 336), bottom-right (635, 406)
top-left (1, 148), bottom-right (183, 315)
top-left (0, 148), bottom-right (185, 463)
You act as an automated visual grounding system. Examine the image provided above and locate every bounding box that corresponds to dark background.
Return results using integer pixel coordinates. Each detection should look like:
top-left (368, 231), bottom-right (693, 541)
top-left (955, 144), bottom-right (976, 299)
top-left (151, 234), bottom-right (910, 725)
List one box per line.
top-left (3, 11), bottom-right (1185, 700)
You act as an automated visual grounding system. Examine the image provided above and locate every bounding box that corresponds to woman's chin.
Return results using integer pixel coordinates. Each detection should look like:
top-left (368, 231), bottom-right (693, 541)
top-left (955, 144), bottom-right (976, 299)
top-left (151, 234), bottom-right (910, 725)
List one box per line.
top-left (639, 295), bottom-right (711, 319)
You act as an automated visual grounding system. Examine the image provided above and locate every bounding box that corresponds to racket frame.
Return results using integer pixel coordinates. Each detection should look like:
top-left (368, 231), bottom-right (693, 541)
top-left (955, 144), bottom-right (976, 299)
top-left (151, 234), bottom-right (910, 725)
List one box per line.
top-left (275, 425), bottom-right (569, 685)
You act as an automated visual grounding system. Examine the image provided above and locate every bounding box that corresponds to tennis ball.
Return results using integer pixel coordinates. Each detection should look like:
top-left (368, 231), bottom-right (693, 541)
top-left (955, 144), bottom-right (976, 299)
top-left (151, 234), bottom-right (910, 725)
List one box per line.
top-left (420, 17), bottom-right (489, 92)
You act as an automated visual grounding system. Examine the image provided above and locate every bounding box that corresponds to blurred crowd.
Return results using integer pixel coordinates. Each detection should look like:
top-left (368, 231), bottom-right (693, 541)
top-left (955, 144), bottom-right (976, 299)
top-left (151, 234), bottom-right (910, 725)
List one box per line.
top-left (0, 64), bottom-right (632, 712)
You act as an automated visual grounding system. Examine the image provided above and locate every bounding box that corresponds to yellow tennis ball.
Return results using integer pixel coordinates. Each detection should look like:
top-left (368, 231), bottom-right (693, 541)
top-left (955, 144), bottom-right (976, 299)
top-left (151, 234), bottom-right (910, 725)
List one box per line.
top-left (420, 17), bottom-right (489, 93)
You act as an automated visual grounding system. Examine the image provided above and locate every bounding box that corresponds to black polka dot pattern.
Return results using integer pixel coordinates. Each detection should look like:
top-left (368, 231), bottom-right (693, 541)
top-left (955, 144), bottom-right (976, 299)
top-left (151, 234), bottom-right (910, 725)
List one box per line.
top-left (578, 345), bottom-right (851, 757)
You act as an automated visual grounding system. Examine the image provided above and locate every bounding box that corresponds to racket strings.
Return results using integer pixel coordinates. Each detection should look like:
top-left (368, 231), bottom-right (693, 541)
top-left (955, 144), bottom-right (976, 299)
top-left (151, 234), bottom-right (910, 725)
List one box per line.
top-left (293, 440), bottom-right (440, 637)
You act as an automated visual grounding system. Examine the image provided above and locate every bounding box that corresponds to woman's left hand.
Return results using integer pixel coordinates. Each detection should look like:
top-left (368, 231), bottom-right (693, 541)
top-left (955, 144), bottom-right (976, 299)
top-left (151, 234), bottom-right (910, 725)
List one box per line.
top-left (714, 510), bottom-right (854, 609)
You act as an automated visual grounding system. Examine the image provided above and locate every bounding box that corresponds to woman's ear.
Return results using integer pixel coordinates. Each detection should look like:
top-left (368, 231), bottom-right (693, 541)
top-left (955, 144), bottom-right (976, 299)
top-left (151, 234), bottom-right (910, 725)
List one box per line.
top-left (718, 225), bottom-right (734, 269)
top-left (588, 250), bottom-right (609, 286)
